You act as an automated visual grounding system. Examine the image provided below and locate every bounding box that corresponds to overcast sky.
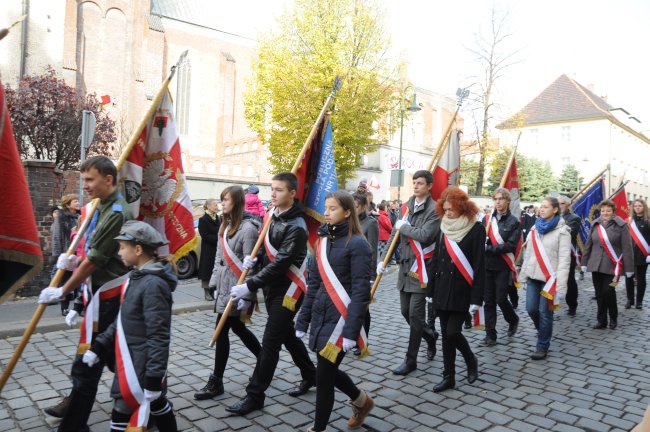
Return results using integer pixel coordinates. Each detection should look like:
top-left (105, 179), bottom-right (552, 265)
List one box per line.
top-left (211, 0), bottom-right (650, 132)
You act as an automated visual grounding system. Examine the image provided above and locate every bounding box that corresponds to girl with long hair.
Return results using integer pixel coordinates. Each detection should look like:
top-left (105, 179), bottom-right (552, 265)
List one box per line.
top-left (626, 199), bottom-right (650, 309)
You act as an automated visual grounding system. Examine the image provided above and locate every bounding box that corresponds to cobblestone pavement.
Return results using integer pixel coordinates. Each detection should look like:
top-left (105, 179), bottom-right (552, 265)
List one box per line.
top-left (1, 271), bottom-right (649, 431)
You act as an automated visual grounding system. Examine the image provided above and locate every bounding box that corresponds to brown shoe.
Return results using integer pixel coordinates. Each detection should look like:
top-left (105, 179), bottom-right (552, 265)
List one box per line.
top-left (347, 392), bottom-right (374, 429)
top-left (43, 396), bottom-right (70, 418)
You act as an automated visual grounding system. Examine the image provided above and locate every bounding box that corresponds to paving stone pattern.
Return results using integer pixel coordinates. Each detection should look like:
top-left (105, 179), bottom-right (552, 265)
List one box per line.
top-left (1, 272), bottom-right (649, 431)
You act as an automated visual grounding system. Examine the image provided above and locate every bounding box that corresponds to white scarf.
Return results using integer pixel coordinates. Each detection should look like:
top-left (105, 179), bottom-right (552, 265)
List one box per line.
top-left (441, 216), bottom-right (474, 242)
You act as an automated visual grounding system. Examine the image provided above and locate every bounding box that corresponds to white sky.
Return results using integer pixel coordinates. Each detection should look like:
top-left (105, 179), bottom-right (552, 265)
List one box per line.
top-left (211, 0), bottom-right (650, 131)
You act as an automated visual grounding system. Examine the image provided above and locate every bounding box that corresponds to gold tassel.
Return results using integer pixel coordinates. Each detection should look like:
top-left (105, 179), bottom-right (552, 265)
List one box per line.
top-left (355, 346), bottom-right (371, 360)
top-left (282, 295), bottom-right (297, 312)
top-left (514, 281), bottom-right (522, 289)
top-left (126, 426), bottom-right (146, 432)
top-left (540, 290), bottom-right (553, 301)
top-left (76, 343), bottom-right (90, 356)
top-left (319, 342), bottom-right (341, 363)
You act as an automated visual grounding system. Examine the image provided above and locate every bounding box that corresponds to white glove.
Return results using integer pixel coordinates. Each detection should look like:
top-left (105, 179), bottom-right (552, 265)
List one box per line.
top-left (56, 254), bottom-right (79, 271)
top-left (468, 304), bottom-right (480, 315)
top-left (295, 330), bottom-right (306, 339)
top-left (211, 288), bottom-right (218, 300)
top-left (342, 338), bottom-right (357, 352)
top-left (626, 272), bottom-right (635, 278)
top-left (65, 310), bottom-right (79, 328)
top-left (230, 283), bottom-right (250, 300)
top-left (243, 255), bottom-right (257, 270)
top-left (395, 220), bottom-right (410, 231)
top-left (237, 298), bottom-right (252, 311)
top-left (82, 350), bottom-right (99, 367)
top-left (580, 266), bottom-right (587, 273)
top-left (38, 287), bottom-right (63, 304)
top-left (376, 262), bottom-right (387, 275)
top-left (144, 389), bottom-right (161, 402)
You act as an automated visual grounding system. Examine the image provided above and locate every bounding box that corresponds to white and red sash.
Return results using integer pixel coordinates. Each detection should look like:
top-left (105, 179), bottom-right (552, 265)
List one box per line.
top-left (315, 237), bottom-right (369, 363)
top-left (529, 227), bottom-right (560, 310)
top-left (264, 227), bottom-right (307, 312)
top-left (444, 234), bottom-right (474, 286)
top-left (570, 244), bottom-right (581, 266)
top-left (221, 229), bottom-right (244, 279)
top-left (76, 274), bottom-right (127, 355)
top-left (115, 279), bottom-right (151, 432)
top-left (402, 212), bottom-right (435, 287)
top-left (487, 215), bottom-right (520, 287)
top-left (629, 219), bottom-right (650, 258)
top-left (472, 306), bottom-right (486, 330)
top-left (597, 224), bottom-right (622, 283)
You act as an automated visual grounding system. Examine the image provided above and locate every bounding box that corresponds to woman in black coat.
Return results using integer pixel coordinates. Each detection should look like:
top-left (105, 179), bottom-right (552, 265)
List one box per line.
top-left (296, 191), bottom-right (374, 432)
top-left (626, 199), bottom-right (650, 309)
top-left (198, 199), bottom-right (220, 300)
top-left (431, 186), bottom-right (485, 393)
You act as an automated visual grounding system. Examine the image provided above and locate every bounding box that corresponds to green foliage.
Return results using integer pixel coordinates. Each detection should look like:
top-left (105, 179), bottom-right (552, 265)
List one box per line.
top-left (557, 164), bottom-right (583, 197)
top-left (244, 0), bottom-right (401, 183)
top-left (485, 146), bottom-right (514, 195)
top-left (460, 157), bottom-right (480, 195)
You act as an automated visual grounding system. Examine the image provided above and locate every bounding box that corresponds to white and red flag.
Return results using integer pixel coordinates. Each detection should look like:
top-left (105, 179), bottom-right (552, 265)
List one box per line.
top-left (503, 156), bottom-right (521, 215)
top-left (118, 92), bottom-right (196, 260)
top-left (431, 130), bottom-right (461, 200)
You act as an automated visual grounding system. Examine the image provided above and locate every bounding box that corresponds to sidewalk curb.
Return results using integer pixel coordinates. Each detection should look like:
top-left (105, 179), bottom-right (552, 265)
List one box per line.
top-left (0, 301), bottom-right (214, 339)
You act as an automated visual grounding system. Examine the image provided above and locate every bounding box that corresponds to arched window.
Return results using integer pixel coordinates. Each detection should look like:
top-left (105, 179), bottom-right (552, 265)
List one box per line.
top-left (220, 164), bottom-right (229, 175)
top-left (225, 146), bottom-right (231, 155)
top-left (232, 164), bottom-right (242, 176)
top-left (206, 162), bottom-right (216, 173)
top-left (245, 165), bottom-right (254, 177)
top-left (191, 160), bottom-right (202, 172)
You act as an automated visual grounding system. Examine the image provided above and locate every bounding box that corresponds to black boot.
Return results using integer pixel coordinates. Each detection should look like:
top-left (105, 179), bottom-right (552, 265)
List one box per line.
top-left (44, 395), bottom-right (71, 418)
top-left (433, 373), bottom-right (455, 393)
top-left (204, 288), bottom-right (213, 301)
top-left (151, 398), bottom-right (178, 432)
top-left (422, 327), bottom-right (438, 361)
top-left (193, 374), bottom-right (224, 400)
top-left (466, 355), bottom-right (478, 384)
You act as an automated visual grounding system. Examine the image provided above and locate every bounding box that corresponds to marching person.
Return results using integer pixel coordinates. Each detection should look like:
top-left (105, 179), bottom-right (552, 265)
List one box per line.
top-left (296, 191), bottom-right (374, 432)
top-left (39, 156), bottom-right (132, 431)
top-left (378, 170), bottom-right (438, 375)
top-left (354, 193), bottom-right (379, 280)
top-left (245, 184), bottom-right (266, 220)
top-left (194, 186), bottom-right (262, 400)
top-left (558, 195), bottom-right (582, 316)
top-left (226, 172), bottom-right (316, 415)
top-left (481, 188), bottom-right (521, 346)
top-left (521, 205), bottom-right (537, 241)
top-left (198, 198), bottom-right (221, 300)
top-left (85, 221), bottom-right (178, 432)
top-left (519, 197), bottom-right (571, 359)
top-left (626, 199), bottom-right (650, 309)
top-left (377, 202), bottom-right (393, 259)
top-left (51, 193), bottom-right (81, 315)
top-left (582, 199), bottom-right (634, 329)
top-left (430, 186), bottom-right (484, 392)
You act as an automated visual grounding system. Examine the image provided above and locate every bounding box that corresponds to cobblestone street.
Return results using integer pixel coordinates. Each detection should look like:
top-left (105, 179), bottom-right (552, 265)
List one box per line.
top-left (1, 271), bottom-right (649, 431)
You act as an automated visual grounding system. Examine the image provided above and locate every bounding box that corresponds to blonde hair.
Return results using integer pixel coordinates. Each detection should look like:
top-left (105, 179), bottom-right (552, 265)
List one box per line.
top-left (61, 194), bottom-right (79, 210)
top-left (631, 199), bottom-right (650, 220)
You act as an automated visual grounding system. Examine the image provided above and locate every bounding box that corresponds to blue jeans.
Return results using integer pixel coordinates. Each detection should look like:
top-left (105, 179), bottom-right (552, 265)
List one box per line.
top-left (525, 279), bottom-right (553, 352)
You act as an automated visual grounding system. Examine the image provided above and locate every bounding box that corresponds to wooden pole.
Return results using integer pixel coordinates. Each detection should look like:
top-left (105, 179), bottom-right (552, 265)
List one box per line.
top-left (499, 140), bottom-right (520, 189)
top-left (208, 78), bottom-right (342, 347)
top-left (570, 166), bottom-right (609, 203)
top-left (0, 51), bottom-right (188, 395)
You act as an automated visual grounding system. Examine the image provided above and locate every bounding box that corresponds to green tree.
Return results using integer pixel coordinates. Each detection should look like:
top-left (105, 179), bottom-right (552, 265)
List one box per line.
top-left (519, 157), bottom-right (557, 201)
top-left (460, 157), bottom-right (480, 195)
top-left (557, 164), bottom-right (583, 197)
top-left (244, 0), bottom-right (401, 183)
top-left (485, 146), bottom-right (514, 195)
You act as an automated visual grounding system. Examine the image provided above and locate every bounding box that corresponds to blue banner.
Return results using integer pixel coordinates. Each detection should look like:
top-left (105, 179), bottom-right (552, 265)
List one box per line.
top-left (573, 179), bottom-right (604, 250)
top-left (305, 120), bottom-right (337, 222)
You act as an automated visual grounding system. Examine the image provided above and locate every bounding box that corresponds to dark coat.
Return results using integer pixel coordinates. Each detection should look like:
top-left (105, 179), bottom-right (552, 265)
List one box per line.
top-left (630, 215), bottom-right (650, 266)
top-left (359, 212), bottom-right (379, 278)
top-left (296, 222), bottom-right (371, 352)
top-left (92, 261), bottom-right (177, 394)
top-left (483, 210), bottom-right (521, 272)
top-left (562, 211), bottom-right (582, 248)
top-left (246, 200), bottom-right (308, 300)
top-left (583, 216), bottom-right (634, 275)
top-left (432, 222), bottom-right (485, 312)
top-left (521, 213), bottom-right (536, 241)
top-left (198, 213), bottom-right (220, 281)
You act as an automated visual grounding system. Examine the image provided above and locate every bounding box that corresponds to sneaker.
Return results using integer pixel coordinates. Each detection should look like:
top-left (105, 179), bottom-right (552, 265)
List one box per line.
top-left (530, 350), bottom-right (547, 360)
top-left (479, 337), bottom-right (496, 347)
top-left (348, 392), bottom-right (374, 429)
top-left (43, 396), bottom-right (70, 418)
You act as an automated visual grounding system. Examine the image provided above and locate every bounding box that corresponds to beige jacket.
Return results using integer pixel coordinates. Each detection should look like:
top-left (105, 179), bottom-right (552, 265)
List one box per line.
top-left (518, 218), bottom-right (572, 296)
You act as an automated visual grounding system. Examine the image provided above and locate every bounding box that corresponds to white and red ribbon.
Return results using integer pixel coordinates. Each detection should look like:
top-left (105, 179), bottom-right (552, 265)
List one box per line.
top-left (529, 227), bottom-right (560, 310)
top-left (487, 216), bottom-right (520, 287)
top-left (597, 224), bottom-right (622, 283)
top-left (444, 235), bottom-right (474, 286)
top-left (264, 227), bottom-right (307, 311)
top-left (221, 228), bottom-right (244, 279)
top-left (629, 219), bottom-right (650, 258)
top-left (472, 306), bottom-right (485, 330)
top-left (315, 237), bottom-right (369, 363)
top-left (115, 280), bottom-right (151, 432)
top-left (403, 212), bottom-right (435, 287)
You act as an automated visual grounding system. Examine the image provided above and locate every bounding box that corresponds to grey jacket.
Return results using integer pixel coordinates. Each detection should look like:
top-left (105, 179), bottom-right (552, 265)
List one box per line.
top-left (583, 216), bottom-right (634, 276)
top-left (388, 195), bottom-right (439, 293)
top-left (92, 261), bottom-right (177, 394)
top-left (209, 217), bottom-right (259, 315)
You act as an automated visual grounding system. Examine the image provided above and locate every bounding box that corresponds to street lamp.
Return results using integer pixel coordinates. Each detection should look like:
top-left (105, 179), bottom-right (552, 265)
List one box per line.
top-left (397, 91), bottom-right (422, 206)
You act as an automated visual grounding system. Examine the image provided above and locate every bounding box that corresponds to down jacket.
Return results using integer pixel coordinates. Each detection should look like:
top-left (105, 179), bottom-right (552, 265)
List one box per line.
top-left (518, 218), bottom-right (571, 296)
top-left (296, 222), bottom-right (371, 353)
top-left (92, 260), bottom-right (177, 394)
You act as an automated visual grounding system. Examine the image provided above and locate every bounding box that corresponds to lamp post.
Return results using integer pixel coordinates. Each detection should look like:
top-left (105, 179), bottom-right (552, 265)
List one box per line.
top-left (397, 91), bottom-right (422, 206)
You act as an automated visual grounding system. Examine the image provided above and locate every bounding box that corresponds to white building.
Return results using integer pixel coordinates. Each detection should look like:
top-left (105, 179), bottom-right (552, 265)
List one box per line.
top-left (497, 74), bottom-right (650, 202)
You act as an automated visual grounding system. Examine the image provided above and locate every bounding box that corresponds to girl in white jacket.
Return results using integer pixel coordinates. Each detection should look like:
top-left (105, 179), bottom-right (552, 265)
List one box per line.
top-left (519, 197), bottom-right (571, 360)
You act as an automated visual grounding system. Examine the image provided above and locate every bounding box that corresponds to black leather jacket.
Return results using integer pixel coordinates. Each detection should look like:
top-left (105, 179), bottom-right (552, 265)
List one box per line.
top-left (483, 210), bottom-right (521, 272)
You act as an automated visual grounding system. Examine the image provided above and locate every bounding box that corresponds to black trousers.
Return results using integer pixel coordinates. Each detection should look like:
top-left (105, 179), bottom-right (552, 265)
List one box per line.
top-left (626, 264), bottom-right (648, 305)
top-left (57, 354), bottom-right (105, 432)
top-left (566, 256), bottom-right (578, 311)
top-left (593, 272), bottom-right (617, 325)
top-left (399, 291), bottom-right (426, 366)
top-left (246, 294), bottom-right (315, 404)
top-left (484, 269), bottom-right (519, 340)
top-left (313, 352), bottom-right (360, 431)
top-left (508, 284), bottom-right (519, 308)
top-left (437, 310), bottom-right (474, 376)
top-left (213, 314), bottom-right (261, 378)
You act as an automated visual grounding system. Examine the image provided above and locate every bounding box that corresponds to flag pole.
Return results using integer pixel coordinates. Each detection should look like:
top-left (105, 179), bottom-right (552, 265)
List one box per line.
top-left (606, 179), bottom-right (630, 200)
top-left (499, 139), bottom-right (520, 188)
top-left (570, 165), bottom-right (609, 203)
top-left (370, 87), bottom-right (469, 300)
top-left (208, 77), bottom-right (343, 347)
top-left (0, 51), bottom-right (188, 395)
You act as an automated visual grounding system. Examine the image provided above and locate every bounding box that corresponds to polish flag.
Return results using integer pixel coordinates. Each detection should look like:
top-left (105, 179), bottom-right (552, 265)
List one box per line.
top-left (431, 130), bottom-right (460, 200)
top-left (610, 184), bottom-right (629, 220)
top-left (503, 156), bottom-right (521, 215)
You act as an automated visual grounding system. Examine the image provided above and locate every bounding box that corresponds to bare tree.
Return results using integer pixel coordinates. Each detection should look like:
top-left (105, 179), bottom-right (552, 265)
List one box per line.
top-left (465, 5), bottom-right (521, 195)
